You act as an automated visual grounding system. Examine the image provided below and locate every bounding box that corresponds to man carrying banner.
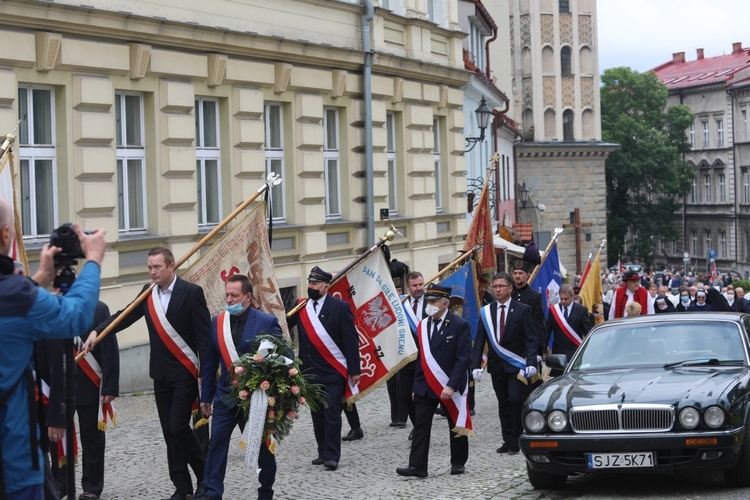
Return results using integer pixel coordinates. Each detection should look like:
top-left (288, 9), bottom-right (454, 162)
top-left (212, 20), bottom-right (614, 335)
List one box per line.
top-left (472, 272), bottom-right (538, 454)
top-left (544, 284), bottom-right (592, 377)
top-left (288, 266), bottom-right (360, 472)
top-left (93, 247), bottom-right (210, 500)
top-left (396, 284), bottom-right (472, 478)
top-left (196, 274), bottom-right (281, 500)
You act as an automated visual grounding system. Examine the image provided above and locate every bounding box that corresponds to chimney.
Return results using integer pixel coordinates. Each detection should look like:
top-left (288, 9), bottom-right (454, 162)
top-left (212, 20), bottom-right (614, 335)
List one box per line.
top-left (672, 52), bottom-right (685, 63)
top-left (733, 42), bottom-right (743, 54)
top-left (697, 48), bottom-right (704, 60)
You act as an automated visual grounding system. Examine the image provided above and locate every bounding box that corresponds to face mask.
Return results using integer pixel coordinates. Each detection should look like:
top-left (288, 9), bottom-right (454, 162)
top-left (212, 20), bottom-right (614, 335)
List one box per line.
top-left (307, 287), bottom-right (322, 301)
top-left (424, 303), bottom-right (440, 317)
top-left (681, 296), bottom-right (690, 303)
top-left (226, 301), bottom-right (245, 316)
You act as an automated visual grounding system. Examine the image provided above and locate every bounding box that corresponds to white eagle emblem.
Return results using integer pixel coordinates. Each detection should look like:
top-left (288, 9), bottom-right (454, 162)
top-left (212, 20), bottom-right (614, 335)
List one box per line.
top-left (362, 296), bottom-right (393, 332)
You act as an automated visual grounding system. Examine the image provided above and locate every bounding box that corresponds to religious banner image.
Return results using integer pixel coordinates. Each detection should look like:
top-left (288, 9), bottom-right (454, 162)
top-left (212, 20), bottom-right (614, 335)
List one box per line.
top-left (329, 251), bottom-right (418, 402)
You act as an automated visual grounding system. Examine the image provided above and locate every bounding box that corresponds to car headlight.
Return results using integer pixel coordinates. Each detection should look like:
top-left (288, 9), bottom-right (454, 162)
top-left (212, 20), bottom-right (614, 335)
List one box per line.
top-left (704, 406), bottom-right (725, 428)
top-left (525, 411), bottom-right (546, 433)
top-left (679, 407), bottom-right (700, 429)
top-left (547, 410), bottom-right (568, 432)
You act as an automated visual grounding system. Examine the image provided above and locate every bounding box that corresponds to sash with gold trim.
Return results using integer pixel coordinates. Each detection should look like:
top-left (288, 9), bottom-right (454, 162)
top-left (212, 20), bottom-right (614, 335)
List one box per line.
top-left (146, 287), bottom-right (200, 378)
top-left (416, 318), bottom-right (474, 436)
top-left (549, 304), bottom-right (582, 347)
top-left (75, 344), bottom-right (117, 431)
top-left (298, 303), bottom-right (359, 400)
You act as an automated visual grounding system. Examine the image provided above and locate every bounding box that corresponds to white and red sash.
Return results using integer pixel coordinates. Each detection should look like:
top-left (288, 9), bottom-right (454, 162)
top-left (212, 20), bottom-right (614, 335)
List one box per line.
top-left (298, 302), bottom-right (359, 400)
top-left (549, 304), bottom-right (582, 347)
top-left (479, 304), bottom-right (526, 371)
top-left (75, 346), bottom-right (117, 431)
top-left (416, 318), bottom-right (473, 436)
top-left (147, 287), bottom-right (200, 378)
top-left (216, 311), bottom-right (240, 369)
top-left (40, 380), bottom-right (79, 466)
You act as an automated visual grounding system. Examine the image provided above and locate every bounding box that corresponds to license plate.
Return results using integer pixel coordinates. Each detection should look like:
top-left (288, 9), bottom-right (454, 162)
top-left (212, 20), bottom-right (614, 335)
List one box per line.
top-left (587, 452), bottom-right (655, 469)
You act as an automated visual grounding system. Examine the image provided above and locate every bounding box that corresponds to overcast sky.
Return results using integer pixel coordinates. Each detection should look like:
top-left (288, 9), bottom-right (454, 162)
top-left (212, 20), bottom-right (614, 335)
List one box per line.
top-left (597, 0), bottom-right (749, 73)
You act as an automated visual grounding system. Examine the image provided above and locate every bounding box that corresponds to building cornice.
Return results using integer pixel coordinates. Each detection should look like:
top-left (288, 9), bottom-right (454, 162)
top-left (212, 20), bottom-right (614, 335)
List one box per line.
top-left (515, 141), bottom-right (619, 159)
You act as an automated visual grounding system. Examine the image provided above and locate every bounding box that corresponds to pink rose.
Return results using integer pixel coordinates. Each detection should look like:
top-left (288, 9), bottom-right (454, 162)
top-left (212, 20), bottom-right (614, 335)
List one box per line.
top-left (239, 390), bottom-right (250, 400)
top-left (290, 385), bottom-right (300, 395)
top-left (235, 366), bottom-right (245, 374)
top-left (260, 381), bottom-right (271, 390)
top-left (232, 379), bottom-right (239, 387)
top-left (253, 353), bottom-right (264, 362)
top-left (287, 410), bottom-right (298, 419)
top-left (267, 409), bottom-right (276, 419)
top-left (288, 367), bottom-right (298, 376)
top-left (267, 397), bottom-right (276, 407)
top-left (298, 397), bottom-right (306, 405)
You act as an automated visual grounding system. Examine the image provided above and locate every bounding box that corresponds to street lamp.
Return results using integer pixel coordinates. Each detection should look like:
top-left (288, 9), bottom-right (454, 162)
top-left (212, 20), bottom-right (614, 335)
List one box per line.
top-left (463, 97), bottom-right (492, 154)
top-left (519, 181), bottom-right (529, 209)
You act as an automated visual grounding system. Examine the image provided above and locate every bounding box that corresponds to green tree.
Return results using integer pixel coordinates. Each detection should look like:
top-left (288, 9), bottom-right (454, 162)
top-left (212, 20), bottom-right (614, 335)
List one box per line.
top-left (601, 67), bottom-right (694, 266)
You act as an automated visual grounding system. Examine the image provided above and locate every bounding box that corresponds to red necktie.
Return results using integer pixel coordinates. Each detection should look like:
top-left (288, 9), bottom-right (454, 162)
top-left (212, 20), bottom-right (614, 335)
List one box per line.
top-left (498, 304), bottom-right (506, 343)
top-left (412, 299), bottom-right (418, 315)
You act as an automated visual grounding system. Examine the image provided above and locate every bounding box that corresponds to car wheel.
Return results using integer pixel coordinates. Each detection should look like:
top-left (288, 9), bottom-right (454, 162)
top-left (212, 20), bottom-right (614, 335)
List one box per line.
top-left (526, 462), bottom-right (567, 490)
top-left (724, 415), bottom-right (750, 487)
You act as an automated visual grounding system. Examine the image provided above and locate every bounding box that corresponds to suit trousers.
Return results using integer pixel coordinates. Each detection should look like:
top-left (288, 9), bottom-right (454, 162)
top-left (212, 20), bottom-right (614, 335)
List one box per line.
top-left (343, 403), bottom-right (360, 430)
top-left (311, 379), bottom-right (344, 462)
top-left (203, 400), bottom-right (275, 499)
top-left (396, 360), bottom-right (416, 425)
top-left (386, 376), bottom-right (400, 423)
top-left (490, 371), bottom-right (525, 443)
top-left (53, 402), bottom-right (105, 496)
top-left (408, 394), bottom-right (468, 471)
top-left (153, 378), bottom-right (206, 495)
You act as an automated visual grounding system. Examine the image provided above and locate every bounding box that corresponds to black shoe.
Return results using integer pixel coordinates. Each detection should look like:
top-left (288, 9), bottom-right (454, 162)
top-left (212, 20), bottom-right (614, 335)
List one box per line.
top-left (396, 466), bottom-right (428, 478)
top-left (193, 483), bottom-right (207, 498)
top-left (342, 428), bottom-right (364, 441)
top-left (193, 496), bottom-right (220, 500)
top-left (162, 494), bottom-right (191, 500)
top-left (435, 406), bottom-right (447, 417)
top-left (324, 460), bottom-right (338, 470)
top-left (408, 429), bottom-right (414, 441)
top-left (450, 465), bottom-right (465, 475)
top-left (79, 493), bottom-right (100, 500)
top-left (508, 441), bottom-right (520, 454)
top-left (311, 457), bottom-right (325, 465)
top-left (389, 421), bottom-right (407, 428)
top-left (469, 409), bottom-right (475, 416)
top-left (496, 442), bottom-right (511, 453)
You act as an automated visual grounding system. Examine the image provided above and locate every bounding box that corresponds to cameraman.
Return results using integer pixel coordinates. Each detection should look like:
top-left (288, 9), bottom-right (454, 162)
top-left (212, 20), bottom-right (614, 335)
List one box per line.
top-left (0, 195), bottom-right (106, 499)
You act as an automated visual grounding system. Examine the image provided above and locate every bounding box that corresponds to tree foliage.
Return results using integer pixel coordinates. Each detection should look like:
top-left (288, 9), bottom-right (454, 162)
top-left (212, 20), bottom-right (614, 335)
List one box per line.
top-left (601, 67), bottom-right (694, 266)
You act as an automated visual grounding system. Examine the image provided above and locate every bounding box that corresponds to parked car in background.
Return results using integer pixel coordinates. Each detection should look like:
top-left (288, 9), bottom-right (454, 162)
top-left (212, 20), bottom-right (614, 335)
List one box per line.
top-left (520, 313), bottom-right (750, 489)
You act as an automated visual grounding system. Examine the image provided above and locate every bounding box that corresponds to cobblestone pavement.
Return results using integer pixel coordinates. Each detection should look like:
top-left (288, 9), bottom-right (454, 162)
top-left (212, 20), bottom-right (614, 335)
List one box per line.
top-left (69, 381), bottom-right (750, 500)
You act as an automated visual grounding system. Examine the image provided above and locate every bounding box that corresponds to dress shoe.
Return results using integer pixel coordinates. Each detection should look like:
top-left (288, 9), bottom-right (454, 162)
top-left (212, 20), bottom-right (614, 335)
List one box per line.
top-left (508, 441), bottom-right (520, 454)
top-left (450, 464), bottom-right (465, 475)
top-left (162, 494), bottom-right (191, 500)
top-left (79, 493), bottom-right (100, 500)
top-left (193, 496), bottom-right (220, 500)
top-left (389, 421), bottom-right (407, 428)
top-left (311, 457), bottom-right (325, 465)
top-left (324, 460), bottom-right (338, 470)
top-left (469, 409), bottom-right (475, 416)
top-left (408, 429), bottom-right (414, 440)
top-left (193, 483), bottom-right (207, 498)
top-left (342, 427), bottom-right (364, 441)
top-left (496, 442), bottom-right (511, 453)
top-left (396, 466), bottom-right (428, 478)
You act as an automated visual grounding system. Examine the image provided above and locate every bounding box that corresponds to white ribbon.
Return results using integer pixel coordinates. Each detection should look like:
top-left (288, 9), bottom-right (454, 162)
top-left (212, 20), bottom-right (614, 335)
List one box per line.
top-left (241, 388), bottom-right (268, 472)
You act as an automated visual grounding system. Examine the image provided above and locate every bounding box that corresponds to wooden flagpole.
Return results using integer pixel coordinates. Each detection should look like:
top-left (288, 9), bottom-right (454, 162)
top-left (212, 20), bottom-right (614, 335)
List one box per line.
top-left (76, 174), bottom-right (282, 362)
top-left (527, 227), bottom-right (564, 284)
top-left (399, 244), bottom-right (484, 304)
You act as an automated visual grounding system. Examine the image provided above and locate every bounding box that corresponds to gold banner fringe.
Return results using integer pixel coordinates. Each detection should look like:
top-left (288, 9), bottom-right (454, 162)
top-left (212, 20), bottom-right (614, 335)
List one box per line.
top-left (344, 351), bottom-right (418, 405)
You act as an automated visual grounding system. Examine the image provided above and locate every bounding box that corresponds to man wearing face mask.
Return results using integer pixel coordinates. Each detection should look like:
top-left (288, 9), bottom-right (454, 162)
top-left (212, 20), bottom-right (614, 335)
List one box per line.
top-left (397, 284), bottom-right (472, 478)
top-left (196, 274), bottom-right (281, 500)
top-left (288, 266), bottom-right (360, 471)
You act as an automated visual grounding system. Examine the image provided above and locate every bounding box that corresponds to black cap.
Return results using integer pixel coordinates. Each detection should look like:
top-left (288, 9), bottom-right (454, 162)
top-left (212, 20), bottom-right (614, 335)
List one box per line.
top-left (424, 284), bottom-right (451, 300)
top-left (512, 260), bottom-right (532, 273)
top-left (622, 270), bottom-right (639, 281)
top-left (308, 266), bottom-right (332, 284)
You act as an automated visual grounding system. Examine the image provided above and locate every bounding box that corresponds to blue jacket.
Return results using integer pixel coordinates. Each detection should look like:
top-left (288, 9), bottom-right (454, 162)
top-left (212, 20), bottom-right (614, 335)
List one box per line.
top-left (0, 258), bottom-right (100, 494)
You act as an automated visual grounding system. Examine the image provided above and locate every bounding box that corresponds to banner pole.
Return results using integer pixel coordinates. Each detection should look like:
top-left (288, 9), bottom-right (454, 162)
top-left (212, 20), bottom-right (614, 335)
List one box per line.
top-left (527, 227), bottom-right (564, 284)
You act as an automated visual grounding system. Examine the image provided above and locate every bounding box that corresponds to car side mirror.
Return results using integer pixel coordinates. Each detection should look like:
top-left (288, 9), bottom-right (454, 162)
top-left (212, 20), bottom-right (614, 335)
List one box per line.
top-left (546, 354), bottom-right (568, 370)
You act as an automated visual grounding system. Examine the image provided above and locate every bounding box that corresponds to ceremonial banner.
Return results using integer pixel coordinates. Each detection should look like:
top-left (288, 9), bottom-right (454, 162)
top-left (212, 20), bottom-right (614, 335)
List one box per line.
top-left (463, 172), bottom-right (496, 283)
top-left (329, 251), bottom-right (418, 403)
top-left (439, 261), bottom-right (481, 340)
top-left (530, 243), bottom-right (563, 320)
top-left (183, 202), bottom-right (289, 340)
top-left (579, 255), bottom-right (604, 325)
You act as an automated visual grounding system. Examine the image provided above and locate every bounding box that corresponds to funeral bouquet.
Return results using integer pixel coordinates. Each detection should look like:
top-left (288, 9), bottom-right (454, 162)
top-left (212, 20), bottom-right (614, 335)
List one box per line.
top-left (229, 334), bottom-right (324, 443)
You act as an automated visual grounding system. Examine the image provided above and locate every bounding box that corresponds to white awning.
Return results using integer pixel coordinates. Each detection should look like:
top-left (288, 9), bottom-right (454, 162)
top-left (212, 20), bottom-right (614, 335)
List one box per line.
top-left (493, 234), bottom-right (526, 255)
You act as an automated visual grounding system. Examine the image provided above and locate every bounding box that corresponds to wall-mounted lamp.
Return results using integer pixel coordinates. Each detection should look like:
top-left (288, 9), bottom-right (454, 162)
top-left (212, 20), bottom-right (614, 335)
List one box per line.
top-left (463, 97), bottom-right (492, 154)
top-left (519, 181), bottom-right (529, 209)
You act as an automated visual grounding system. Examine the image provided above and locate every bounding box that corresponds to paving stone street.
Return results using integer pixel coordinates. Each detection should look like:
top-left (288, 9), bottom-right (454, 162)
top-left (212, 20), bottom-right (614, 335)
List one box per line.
top-left (74, 380), bottom-right (750, 500)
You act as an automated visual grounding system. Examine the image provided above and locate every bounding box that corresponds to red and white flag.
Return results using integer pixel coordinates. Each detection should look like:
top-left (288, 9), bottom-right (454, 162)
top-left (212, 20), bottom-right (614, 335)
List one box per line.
top-left (329, 251), bottom-right (418, 404)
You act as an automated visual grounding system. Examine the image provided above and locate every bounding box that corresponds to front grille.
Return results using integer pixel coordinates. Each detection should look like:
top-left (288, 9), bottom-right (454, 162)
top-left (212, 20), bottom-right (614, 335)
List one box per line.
top-left (570, 404), bottom-right (674, 433)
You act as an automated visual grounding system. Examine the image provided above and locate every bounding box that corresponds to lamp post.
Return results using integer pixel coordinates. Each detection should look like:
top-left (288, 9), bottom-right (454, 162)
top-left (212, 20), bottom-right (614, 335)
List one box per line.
top-left (519, 181), bottom-right (529, 209)
top-left (463, 97), bottom-right (492, 154)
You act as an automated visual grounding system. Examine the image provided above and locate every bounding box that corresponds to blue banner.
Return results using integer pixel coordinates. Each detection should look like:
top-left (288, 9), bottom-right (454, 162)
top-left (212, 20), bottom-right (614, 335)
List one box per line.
top-left (439, 262), bottom-right (481, 340)
top-left (530, 243), bottom-right (563, 320)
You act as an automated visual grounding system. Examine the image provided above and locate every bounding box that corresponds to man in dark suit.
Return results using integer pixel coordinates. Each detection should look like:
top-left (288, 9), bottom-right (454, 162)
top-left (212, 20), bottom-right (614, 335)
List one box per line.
top-left (395, 271), bottom-right (426, 431)
top-left (288, 266), bottom-right (360, 471)
top-left (195, 274), bottom-right (281, 500)
top-left (94, 247), bottom-right (210, 500)
top-left (544, 284), bottom-right (592, 377)
top-left (472, 272), bottom-right (538, 454)
top-left (396, 284), bottom-right (472, 478)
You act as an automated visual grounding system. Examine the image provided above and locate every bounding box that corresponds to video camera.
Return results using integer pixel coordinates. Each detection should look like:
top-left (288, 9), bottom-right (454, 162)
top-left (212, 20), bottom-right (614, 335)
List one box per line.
top-left (50, 223), bottom-right (90, 293)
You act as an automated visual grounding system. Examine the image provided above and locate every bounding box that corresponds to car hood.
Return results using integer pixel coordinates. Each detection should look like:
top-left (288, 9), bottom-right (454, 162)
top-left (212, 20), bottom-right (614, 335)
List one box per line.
top-left (528, 367), bottom-right (746, 412)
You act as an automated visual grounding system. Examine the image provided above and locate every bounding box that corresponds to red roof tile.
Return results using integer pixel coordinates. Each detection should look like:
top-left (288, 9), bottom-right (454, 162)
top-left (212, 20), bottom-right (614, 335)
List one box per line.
top-left (651, 48), bottom-right (750, 90)
top-left (512, 223), bottom-right (534, 243)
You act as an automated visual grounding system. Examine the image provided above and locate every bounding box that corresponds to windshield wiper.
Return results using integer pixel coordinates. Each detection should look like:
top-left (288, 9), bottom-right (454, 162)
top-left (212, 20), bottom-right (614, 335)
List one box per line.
top-left (664, 358), bottom-right (744, 368)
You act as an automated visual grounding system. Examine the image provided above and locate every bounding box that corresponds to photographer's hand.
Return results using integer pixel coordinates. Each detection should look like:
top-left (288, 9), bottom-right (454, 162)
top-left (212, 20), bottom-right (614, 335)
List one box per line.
top-left (31, 243), bottom-right (61, 287)
top-left (74, 225), bottom-right (107, 266)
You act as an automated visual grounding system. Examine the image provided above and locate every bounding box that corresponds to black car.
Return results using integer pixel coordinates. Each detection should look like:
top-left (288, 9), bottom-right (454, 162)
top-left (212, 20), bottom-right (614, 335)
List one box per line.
top-left (520, 313), bottom-right (750, 489)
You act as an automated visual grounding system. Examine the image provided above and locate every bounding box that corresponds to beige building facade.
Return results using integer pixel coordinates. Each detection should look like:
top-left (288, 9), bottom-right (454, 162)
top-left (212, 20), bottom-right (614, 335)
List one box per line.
top-left (2, 0), bottom-right (477, 390)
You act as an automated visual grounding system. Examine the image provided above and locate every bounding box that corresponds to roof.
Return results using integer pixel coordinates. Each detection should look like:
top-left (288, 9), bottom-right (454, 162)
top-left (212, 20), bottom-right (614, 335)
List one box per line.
top-left (512, 223), bottom-right (533, 242)
top-left (651, 46), bottom-right (750, 90)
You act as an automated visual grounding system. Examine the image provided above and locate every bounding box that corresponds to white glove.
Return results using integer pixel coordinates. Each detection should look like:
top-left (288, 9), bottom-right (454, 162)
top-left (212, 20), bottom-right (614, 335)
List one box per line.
top-left (472, 368), bottom-right (483, 383)
top-left (536, 355), bottom-right (542, 363)
top-left (525, 365), bottom-right (538, 379)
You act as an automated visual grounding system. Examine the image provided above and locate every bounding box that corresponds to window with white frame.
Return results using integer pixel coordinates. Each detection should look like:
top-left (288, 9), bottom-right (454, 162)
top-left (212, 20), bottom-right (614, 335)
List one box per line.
top-left (323, 107), bottom-right (341, 220)
top-left (18, 86), bottom-right (56, 238)
top-left (691, 229), bottom-right (697, 256)
top-left (264, 103), bottom-right (285, 222)
top-left (718, 173), bottom-right (726, 203)
top-left (720, 230), bottom-right (727, 258)
top-left (386, 112), bottom-right (398, 215)
top-left (744, 170), bottom-right (750, 203)
top-left (116, 92), bottom-right (147, 233)
top-left (716, 119), bottom-right (724, 148)
top-left (195, 98), bottom-right (221, 228)
top-left (702, 120), bottom-right (709, 148)
top-left (690, 176), bottom-right (697, 203)
top-left (703, 174), bottom-right (711, 203)
top-left (433, 118), bottom-right (442, 213)
top-left (705, 229), bottom-right (712, 255)
top-left (688, 123), bottom-right (695, 149)
top-left (469, 23), bottom-right (486, 71)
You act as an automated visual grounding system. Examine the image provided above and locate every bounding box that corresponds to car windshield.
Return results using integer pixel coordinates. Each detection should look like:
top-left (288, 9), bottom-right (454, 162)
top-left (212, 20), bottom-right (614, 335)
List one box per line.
top-left (570, 320), bottom-right (747, 371)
